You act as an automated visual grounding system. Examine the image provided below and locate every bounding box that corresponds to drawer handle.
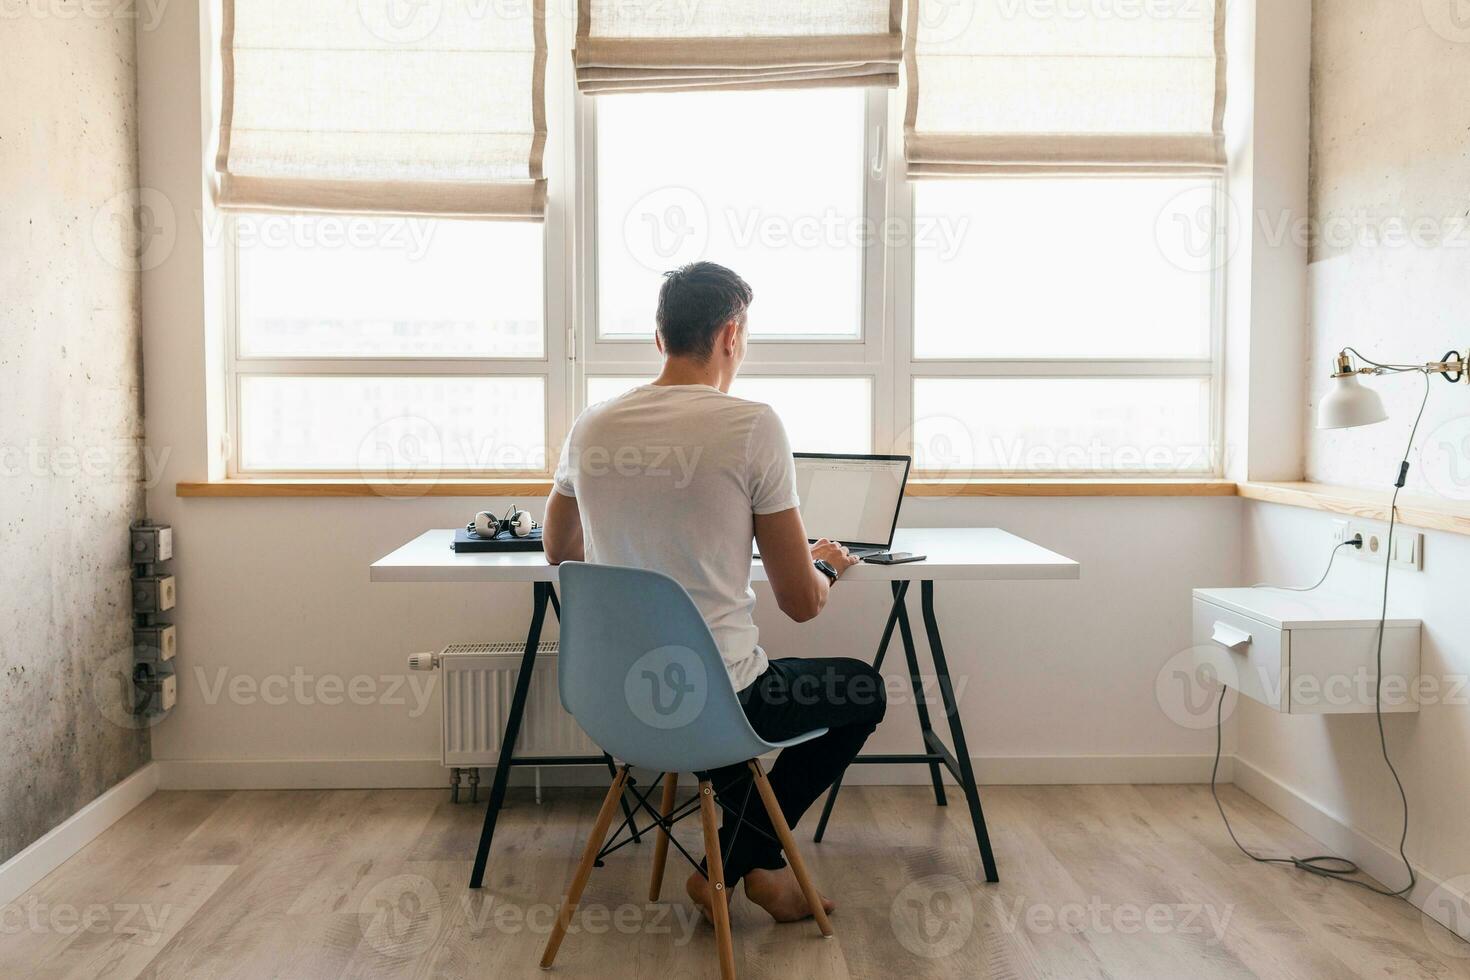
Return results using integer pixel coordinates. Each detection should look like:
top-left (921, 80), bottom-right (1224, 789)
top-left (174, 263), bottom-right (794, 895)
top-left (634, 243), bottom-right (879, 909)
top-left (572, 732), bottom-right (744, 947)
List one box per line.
top-left (1211, 622), bottom-right (1252, 651)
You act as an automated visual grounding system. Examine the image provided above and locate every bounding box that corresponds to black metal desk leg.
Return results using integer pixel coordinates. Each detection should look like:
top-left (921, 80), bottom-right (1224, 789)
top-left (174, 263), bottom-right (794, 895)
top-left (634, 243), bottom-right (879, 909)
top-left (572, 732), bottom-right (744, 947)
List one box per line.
top-left (813, 580), bottom-right (944, 844)
top-left (893, 581), bottom-right (948, 808)
top-left (470, 581), bottom-right (550, 889)
top-left (920, 580), bottom-right (998, 883)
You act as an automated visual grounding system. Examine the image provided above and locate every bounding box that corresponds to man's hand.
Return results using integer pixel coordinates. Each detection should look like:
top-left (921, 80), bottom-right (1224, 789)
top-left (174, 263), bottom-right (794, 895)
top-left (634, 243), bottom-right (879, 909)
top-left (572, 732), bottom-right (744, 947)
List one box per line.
top-left (810, 538), bottom-right (859, 579)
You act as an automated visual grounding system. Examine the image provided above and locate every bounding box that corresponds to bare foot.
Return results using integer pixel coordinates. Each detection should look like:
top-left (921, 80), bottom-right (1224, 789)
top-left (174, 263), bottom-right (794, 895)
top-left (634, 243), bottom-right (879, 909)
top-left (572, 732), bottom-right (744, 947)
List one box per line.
top-left (686, 869), bottom-right (732, 924)
top-left (743, 867), bottom-right (836, 923)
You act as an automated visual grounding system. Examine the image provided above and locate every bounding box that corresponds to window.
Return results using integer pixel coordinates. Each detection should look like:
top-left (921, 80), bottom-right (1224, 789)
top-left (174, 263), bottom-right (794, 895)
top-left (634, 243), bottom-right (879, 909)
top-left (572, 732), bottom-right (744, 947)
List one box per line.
top-left (594, 88), bottom-right (867, 340)
top-left (586, 376), bottom-right (873, 455)
top-left (229, 214), bottom-right (555, 476)
top-left (225, 57), bottom-right (1223, 480)
top-left (903, 178), bottom-right (1222, 475)
top-left (579, 85), bottom-right (885, 459)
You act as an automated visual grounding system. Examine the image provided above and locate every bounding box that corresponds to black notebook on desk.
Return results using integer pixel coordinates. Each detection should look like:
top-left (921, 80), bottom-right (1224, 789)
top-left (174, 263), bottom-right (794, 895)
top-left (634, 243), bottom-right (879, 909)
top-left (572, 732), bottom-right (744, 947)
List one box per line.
top-left (452, 528), bottom-right (544, 553)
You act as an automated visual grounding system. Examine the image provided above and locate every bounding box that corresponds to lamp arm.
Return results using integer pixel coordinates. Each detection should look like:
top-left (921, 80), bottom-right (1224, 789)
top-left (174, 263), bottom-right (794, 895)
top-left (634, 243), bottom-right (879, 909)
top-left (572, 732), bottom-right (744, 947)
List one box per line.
top-left (1337, 346), bottom-right (1468, 383)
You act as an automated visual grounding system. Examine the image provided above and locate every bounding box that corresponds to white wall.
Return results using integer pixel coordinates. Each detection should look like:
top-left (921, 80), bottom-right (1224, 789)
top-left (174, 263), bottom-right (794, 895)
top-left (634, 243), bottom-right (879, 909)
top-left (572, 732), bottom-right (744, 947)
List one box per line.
top-left (1230, 0), bottom-right (1470, 920)
top-left (144, 493), bottom-right (1244, 787)
top-left (1239, 501), bottom-right (1470, 911)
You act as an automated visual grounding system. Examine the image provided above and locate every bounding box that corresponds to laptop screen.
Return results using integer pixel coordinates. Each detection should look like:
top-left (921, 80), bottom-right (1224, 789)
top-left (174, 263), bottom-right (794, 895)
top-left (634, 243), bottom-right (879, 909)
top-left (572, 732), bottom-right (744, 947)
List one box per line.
top-left (794, 454), bottom-right (911, 549)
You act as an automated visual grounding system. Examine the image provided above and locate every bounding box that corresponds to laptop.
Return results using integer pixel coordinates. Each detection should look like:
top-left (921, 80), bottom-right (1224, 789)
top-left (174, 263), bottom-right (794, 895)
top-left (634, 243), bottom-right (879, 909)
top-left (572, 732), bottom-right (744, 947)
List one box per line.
top-left (790, 452), bottom-right (912, 559)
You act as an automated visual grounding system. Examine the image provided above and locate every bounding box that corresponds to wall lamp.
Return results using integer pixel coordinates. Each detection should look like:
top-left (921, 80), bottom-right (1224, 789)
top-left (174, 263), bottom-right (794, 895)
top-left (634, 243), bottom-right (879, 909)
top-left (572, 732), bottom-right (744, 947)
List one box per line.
top-left (1317, 347), bottom-right (1469, 430)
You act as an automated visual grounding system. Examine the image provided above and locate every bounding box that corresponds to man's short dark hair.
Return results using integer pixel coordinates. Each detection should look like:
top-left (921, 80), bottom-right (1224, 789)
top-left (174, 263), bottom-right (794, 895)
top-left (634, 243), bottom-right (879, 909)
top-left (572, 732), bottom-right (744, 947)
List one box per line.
top-left (655, 262), bottom-right (753, 360)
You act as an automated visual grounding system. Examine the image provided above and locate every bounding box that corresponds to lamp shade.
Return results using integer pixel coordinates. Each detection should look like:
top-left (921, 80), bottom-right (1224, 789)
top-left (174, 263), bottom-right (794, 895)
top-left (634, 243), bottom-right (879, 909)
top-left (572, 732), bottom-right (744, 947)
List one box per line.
top-left (1317, 374), bottom-right (1389, 429)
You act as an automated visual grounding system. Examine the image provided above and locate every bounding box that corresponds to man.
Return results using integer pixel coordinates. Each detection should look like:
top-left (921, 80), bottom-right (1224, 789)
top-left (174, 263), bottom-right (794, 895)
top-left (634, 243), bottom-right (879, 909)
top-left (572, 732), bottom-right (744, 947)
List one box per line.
top-left (543, 261), bottom-right (886, 924)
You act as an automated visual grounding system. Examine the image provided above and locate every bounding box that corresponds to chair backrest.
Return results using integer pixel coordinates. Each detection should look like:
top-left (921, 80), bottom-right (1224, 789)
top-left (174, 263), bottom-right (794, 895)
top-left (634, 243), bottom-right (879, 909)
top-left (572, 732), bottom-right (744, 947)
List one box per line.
top-left (556, 562), bottom-right (770, 773)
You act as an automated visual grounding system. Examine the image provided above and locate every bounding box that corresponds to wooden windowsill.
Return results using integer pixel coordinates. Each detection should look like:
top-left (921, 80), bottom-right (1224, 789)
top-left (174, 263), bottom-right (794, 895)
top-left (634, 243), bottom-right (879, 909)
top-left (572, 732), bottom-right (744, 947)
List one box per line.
top-left (172, 478), bottom-right (1470, 535)
top-left (176, 477), bottom-right (1239, 499)
top-left (1238, 481), bottom-right (1470, 537)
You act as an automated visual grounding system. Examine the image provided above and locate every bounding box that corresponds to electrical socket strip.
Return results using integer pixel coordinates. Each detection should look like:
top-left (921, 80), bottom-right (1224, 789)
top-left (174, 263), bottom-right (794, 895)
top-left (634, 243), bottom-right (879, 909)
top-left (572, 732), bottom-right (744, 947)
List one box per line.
top-left (1332, 519), bottom-right (1423, 571)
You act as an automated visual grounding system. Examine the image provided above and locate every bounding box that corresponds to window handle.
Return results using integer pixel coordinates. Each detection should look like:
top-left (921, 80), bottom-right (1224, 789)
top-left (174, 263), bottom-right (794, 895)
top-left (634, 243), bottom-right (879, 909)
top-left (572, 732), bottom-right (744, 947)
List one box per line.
top-left (870, 123), bottom-right (886, 179)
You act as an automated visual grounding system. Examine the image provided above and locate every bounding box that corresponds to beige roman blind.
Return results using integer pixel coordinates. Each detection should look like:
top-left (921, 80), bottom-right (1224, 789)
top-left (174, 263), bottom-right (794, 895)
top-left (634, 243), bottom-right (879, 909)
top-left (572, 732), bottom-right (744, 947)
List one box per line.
top-left (574, 0), bottom-right (902, 94)
top-left (905, 0), bottom-right (1226, 177)
top-left (217, 0), bottom-right (547, 218)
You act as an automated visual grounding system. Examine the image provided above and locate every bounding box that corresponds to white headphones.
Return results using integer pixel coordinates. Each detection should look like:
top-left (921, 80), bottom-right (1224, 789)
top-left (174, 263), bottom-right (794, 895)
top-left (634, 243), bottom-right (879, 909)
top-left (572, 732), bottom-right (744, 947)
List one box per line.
top-left (471, 505), bottom-right (539, 539)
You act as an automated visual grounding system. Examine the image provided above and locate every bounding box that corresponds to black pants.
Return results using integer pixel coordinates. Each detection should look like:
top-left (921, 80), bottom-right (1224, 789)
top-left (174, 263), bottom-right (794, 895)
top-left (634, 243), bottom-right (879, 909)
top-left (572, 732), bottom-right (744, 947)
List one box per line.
top-left (705, 657), bottom-right (887, 887)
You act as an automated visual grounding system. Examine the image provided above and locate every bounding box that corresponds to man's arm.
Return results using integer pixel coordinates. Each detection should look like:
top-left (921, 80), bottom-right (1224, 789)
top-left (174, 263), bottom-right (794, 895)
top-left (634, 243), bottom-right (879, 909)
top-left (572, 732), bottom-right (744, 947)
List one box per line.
top-left (754, 507), bottom-right (857, 623)
top-left (543, 490), bottom-right (584, 565)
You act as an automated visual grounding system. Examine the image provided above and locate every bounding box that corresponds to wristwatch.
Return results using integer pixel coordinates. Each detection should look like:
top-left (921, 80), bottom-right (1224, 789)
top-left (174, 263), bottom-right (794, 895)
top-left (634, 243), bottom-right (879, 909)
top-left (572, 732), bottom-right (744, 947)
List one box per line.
top-left (813, 559), bottom-right (839, 583)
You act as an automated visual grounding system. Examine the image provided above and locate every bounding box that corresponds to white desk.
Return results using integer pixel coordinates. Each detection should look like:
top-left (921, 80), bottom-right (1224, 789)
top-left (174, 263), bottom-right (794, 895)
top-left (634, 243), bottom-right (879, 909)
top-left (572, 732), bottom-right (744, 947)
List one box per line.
top-left (372, 526), bottom-right (1079, 888)
top-left (371, 527), bottom-right (1079, 584)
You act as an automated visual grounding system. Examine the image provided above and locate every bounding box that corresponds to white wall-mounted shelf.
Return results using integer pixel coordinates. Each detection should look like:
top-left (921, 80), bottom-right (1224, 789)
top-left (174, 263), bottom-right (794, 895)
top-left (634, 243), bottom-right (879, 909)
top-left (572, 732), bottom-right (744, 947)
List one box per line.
top-left (1192, 588), bottom-right (1421, 714)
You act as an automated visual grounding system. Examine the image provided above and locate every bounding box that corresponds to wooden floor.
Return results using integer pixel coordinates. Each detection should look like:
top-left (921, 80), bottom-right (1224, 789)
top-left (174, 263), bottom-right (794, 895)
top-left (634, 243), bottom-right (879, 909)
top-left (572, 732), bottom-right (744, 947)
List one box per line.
top-left (2, 782), bottom-right (1465, 979)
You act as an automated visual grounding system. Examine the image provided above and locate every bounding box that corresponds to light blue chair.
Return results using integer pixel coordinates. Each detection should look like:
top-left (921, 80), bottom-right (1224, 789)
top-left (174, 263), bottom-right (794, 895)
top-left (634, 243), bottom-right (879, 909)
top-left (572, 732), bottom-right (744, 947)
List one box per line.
top-left (540, 562), bottom-right (833, 979)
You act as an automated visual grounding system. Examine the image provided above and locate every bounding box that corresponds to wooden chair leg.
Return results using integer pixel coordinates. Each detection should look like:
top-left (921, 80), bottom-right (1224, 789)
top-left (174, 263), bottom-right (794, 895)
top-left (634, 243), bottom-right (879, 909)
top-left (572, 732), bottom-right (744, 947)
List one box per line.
top-left (540, 767), bottom-right (630, 969)
top-left (747, 760), bottom-right (834, 938)
top-left (698, 780), bottom-right (737, 980)
top-left (648, 772), bottom-right (679, 902)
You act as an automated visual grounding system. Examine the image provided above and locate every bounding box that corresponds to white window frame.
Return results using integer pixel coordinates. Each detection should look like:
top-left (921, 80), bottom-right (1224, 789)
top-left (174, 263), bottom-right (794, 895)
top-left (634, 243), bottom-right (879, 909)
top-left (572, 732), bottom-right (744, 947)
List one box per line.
top-left (574, 86), bottom-right (895, 457)
top-left (221, 13), bottom-right (1225, 480)
top-left (886, 97), bottom-right (1226, 478)
top-left (222, 8), bottom-right (576, 481)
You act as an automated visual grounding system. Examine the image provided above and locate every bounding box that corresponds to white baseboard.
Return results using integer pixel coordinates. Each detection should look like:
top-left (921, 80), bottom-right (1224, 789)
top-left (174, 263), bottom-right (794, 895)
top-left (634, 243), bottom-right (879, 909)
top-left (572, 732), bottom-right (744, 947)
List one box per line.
top-left (156, 758), bottom-right (449, 790)
top-left (1234, 756), bottom-right (1468, 943)
top-left (0, 762), bottom-right (160, 907)
top-left (154, 753), bottom-right (1230, 791)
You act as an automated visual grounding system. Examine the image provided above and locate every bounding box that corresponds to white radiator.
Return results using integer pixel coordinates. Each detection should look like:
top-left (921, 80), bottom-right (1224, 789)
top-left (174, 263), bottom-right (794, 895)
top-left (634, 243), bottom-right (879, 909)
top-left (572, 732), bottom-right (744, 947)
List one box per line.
top-left (428, 642), bottom-right (601, 766)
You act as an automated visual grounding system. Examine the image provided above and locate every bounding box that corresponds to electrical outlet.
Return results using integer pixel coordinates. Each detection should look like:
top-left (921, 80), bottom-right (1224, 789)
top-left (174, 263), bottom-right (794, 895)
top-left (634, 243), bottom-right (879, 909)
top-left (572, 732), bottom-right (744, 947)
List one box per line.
top-left (1340, 520), bottom-right (1423, 572)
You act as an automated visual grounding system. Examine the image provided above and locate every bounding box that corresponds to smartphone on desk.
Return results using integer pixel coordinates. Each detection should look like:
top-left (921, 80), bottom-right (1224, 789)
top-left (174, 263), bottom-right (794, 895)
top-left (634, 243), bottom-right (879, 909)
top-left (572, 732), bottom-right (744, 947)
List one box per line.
top-left (864, 552), bottom-right (926, 565)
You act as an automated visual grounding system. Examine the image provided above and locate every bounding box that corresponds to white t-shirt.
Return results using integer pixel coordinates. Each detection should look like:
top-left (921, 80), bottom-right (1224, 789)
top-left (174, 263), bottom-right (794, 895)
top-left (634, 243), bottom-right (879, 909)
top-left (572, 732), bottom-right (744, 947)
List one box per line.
top-left (553, 384), bottom-right (799, 692)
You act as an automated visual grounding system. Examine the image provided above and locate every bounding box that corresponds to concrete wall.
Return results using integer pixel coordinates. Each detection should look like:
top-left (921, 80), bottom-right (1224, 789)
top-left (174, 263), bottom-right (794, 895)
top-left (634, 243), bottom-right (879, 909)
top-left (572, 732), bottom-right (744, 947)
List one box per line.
top-left (0, 3), bottom-right (149, 863)
top-left (1233, 0), bottom-right (1470, 920)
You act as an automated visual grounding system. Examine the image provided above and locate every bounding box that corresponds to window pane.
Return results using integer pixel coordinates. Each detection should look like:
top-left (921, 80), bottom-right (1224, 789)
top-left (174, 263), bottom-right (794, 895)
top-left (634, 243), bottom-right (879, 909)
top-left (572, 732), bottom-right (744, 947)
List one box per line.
top-left (237, 215), bottom-right (543, 357)
top-left (912, 179), bottom-right (1216, 360)
top-left (240, 375), bottom-right (546, 472)
top-left (597, 89), bottom-right (865, 340)
top-left (586, 377), bottom-right (872, 454)
top-left (912, 377), bottom-right (1213, 474)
